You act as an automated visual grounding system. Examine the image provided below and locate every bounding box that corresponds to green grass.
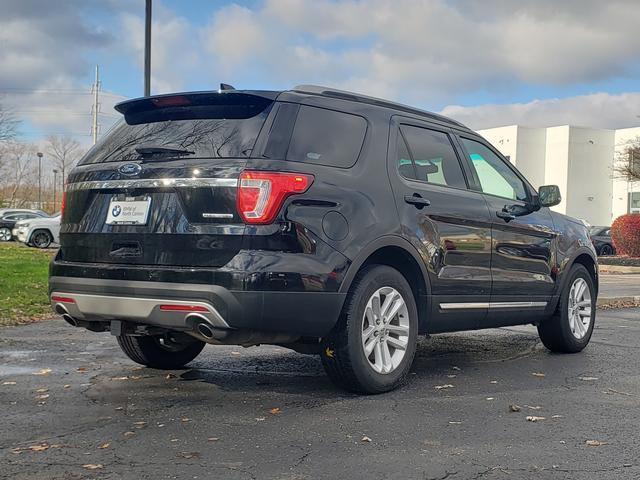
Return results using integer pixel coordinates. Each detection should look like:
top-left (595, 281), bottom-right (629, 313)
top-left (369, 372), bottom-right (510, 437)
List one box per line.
top-left (0, 243), bottom-right (55, 326)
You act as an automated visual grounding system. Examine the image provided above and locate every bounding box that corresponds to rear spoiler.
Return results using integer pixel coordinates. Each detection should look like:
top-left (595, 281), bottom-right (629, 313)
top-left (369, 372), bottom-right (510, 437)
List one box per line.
top-left (114, 90), bottom-right (280, 123)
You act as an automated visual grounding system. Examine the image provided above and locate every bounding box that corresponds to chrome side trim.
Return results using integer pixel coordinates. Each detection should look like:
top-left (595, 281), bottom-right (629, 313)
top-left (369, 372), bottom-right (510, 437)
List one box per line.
top-left (66, 178), bottom-right (238, 191)
top-left (202, 212), bottom-right (234, 219)
top-left (51, 292), bottom-right (229, 328)
top-left (440, 301), bottom-right (547, 310)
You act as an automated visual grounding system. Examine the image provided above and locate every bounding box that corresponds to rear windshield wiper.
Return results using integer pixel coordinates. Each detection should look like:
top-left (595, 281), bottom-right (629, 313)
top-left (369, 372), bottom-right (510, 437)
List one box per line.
top-left (135, 145), bottom-right (195, 162)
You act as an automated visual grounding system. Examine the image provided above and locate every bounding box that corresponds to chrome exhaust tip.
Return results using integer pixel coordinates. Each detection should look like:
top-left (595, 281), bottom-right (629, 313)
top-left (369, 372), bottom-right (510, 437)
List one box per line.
top-left (54, 304), bottom-right (68, 315)
top-left (62, 314), bottom-right (78, 327)
top-left (196, 322), bottom-right (215, 340)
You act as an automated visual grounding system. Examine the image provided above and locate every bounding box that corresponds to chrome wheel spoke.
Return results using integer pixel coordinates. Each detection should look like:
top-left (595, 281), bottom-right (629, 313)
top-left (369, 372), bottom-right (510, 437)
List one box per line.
top-left (361, 286), bottom-right (410, 375)
top-left (576, 300), bottom-right (591, 308)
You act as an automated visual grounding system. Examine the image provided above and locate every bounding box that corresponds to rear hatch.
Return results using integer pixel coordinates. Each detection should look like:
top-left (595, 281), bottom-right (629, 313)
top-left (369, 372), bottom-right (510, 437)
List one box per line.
top-left (60, 91), bottom-right (277, 267)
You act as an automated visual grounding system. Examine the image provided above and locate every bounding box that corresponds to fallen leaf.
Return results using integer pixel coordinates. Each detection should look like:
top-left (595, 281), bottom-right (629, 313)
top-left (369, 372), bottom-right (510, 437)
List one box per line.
top-left (526, 416), bottom-right (546, 422)
top-left (490, 380), bottom-right (498, 384)
top-left (123, 431), bottom-right (136, 437)
top-left (177, 452), bottom-right (201, 459)
top-left (447, 374), bottom-right (457, 378)
top-left (35, 394), bottom-right (50, 400)
top-left (604, 388), bottom-right (634, 397)
top-left (579, 377), bottom-right (598, 381)
top-left (35, 388), bottom-right (49, 393)
top-left (361, 435), bottom-right (372, 443)
top-left (452, 366), bottom-right (461, 371)
top-left (524, 405), bottom-right (543, 410)
top-left (255, 417), bottom-right (266, 422)
top-left (83, 464), bottom-right (103, 470)
top-left (269, 408), bottom-right (281, 415)
top-left (3, 381), bottom-right (17, 385)
top-left (165, 373), bottom-right (177, 379)
top-left (29, 444), bottom-right (49, 452)
top-left (586, 440), bottom-right (607, 447)
top-left (435, 384), bottom-right (454, 390)
top-left (98, 443), bottom-right (110, 449)
top-left (448, 421), bottom-right (462, 425)
top-left (76, 367), bottom-right (88, 373)
top-left (111, 376), bottom-right (129, 381)
top-left (32, 369), bottom-right (52, 376)
top-left (63, 384), bottom-right (71, 389)
top-left (115, 406), bottom-right (124, 411)
top-left (207, 437), bottom-right (220, 442)
top-left (551, 415), bottom-right (563, 419)
top-left (180, 417), bottom-right (190, 422)
top-left (486, 397), bottom-right (495, 401)
top-left (133, 421), bottom-right (147, 428)
top-left (231, 351), bottom-right (241, 356)
top-left (531, 372), bottom-right (546, 378)
top-left (509, 404), bottom-right (522, 412)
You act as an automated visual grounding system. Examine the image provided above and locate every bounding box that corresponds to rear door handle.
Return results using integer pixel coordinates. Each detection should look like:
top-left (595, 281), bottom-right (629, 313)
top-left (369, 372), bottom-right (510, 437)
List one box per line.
top-left (404, 194), bottom-right (431, 209)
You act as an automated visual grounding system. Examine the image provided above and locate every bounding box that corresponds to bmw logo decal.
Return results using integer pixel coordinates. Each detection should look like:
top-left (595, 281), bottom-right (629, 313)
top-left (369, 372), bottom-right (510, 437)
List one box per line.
top-left (112, 205), bottom-right (122, 217)
top-left (118, 163), bottom-right (142, 176)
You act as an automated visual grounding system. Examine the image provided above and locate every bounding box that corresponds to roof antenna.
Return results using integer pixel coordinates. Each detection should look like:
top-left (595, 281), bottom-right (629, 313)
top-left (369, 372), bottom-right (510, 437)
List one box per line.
top-left (219, 83), bottom-right (236, 92)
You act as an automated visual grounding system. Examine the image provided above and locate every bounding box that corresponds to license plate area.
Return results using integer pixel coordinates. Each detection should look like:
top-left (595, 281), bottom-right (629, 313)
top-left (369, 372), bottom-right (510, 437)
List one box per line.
top-left (106, 195), bottom-right (152, 225)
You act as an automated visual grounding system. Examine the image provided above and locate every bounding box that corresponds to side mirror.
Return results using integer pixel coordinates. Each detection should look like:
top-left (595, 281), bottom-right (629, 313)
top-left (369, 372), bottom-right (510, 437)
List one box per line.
top-left (538, 185), bottom-right (561, 207)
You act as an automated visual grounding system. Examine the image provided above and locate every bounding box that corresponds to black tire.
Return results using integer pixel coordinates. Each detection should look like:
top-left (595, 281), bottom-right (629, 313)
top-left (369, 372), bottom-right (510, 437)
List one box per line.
top-left (30, 229), bottom-right (52, 248)
top-left (320, 265), bottom-right (418, 394)
top-left (600, 244), bottom-right (613, 256)
top-left (0, 227), bottom-right (11, 242)
top-left (537, 264), bottom-right (596, 353)
top-left (117, 333), bottom-right (205, 369)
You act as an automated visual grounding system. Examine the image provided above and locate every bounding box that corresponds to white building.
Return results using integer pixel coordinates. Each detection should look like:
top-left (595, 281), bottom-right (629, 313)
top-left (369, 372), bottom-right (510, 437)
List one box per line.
top-left (477, 125), bottom-right (640, 226)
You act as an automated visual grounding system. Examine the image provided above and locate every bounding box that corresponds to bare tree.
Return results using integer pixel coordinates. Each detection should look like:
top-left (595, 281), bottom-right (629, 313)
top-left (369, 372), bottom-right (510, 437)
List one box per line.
top-left (614, 136), bottom-right (640, 183)
top-left (46, 135), bottom-right (83, 184)
top-left (0, 142), bottom-right (37, 207)
top-left (0, 102), bottom-right (19, 144)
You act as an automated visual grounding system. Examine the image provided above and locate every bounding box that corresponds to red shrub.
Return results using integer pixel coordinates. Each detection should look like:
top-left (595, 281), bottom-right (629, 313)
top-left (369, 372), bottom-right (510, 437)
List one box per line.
top-left (611, 214), bottom-right (640, 257)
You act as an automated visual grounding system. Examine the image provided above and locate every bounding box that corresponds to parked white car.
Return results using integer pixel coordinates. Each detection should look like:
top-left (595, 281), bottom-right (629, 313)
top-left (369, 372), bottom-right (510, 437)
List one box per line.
top-left (13, 214), bottom-right (61, 248)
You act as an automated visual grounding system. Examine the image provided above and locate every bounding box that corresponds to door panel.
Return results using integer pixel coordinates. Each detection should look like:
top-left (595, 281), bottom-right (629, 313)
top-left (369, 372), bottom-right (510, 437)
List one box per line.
top-left (457, 135), bottom-right (558, 327)
top-left (388, 119), bottom-right (493, 333)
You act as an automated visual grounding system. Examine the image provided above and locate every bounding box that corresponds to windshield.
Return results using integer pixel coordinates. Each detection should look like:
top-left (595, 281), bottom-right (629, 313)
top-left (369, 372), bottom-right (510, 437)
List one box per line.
top-left (589, 226), bottom-right (605, 235)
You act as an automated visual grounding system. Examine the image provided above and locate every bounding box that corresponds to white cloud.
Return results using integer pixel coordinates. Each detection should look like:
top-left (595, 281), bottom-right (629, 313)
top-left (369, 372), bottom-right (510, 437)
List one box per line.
top-left (440, 92), bottom-right (640, 130)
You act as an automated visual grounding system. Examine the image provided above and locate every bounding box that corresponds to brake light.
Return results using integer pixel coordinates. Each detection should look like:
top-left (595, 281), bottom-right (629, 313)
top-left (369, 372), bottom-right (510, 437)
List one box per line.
top-left (151, 95), bottom-right (191, 107)
top-left (237, 171), bottom-right (314, 224)
top-left (60, 189), bottom-right (67, 217)
top-left (52, 295), bottom-right (75, 304)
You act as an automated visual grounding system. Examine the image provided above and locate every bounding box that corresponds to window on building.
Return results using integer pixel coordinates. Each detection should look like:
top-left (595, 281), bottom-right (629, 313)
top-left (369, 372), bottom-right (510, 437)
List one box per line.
top-left (629, 192), bottom-right (640, 213)
top-left (398, 125), bottom-right (467, 189)
top-left (461, 138), bottom-right (528, 201)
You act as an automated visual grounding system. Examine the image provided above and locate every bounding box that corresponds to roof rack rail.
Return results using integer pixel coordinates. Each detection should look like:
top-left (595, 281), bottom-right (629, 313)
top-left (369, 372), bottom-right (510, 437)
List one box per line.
top-left (291, 84), bottom-right (465, 128)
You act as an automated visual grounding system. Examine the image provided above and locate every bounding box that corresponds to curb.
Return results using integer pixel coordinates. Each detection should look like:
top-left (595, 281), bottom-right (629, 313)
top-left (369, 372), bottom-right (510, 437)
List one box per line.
top-left (597, 296), bottom-right (640, 307)
top-left (599, 265), bottom-right (640, 274)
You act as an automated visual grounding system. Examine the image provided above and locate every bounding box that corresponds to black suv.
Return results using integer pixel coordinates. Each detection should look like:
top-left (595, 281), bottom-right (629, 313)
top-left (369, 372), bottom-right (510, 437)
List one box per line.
top-left (49, 85), bottom-right (598, 393)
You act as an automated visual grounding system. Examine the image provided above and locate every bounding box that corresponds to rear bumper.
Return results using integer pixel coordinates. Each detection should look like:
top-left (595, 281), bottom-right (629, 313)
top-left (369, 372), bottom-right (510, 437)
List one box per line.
top-left (49, 276), bottom-right (345, 337)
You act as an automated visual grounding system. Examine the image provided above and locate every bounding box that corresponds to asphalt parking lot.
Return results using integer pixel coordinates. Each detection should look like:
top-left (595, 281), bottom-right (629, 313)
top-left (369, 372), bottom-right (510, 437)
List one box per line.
top-left (1, 309), bottom-right (639, 480)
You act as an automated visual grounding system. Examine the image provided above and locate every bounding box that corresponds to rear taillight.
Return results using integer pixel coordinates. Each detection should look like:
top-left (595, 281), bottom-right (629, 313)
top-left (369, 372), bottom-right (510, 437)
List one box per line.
top-left (237, 171), bottom-right (314, 224)
top-left (60, 189), bottom-right (67, 217)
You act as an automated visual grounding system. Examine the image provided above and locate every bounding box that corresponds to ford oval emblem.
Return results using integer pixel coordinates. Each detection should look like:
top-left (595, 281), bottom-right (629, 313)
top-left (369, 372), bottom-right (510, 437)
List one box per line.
top-left (118, 163), bottom-right (142, 176)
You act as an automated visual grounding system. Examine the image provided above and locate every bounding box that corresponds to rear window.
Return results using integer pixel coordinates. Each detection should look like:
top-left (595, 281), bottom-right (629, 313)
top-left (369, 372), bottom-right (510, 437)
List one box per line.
top-left (286, 105), bottom-right (367, 168)
top-left (80, 95), bottom-right (273, 165)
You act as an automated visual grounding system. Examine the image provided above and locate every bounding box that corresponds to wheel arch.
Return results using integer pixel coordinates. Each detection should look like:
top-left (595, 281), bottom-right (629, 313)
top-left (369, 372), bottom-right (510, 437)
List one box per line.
top-left (549, 249), bottom-right (598, 313)
top-left (339, 236), bottom-right (430, 333)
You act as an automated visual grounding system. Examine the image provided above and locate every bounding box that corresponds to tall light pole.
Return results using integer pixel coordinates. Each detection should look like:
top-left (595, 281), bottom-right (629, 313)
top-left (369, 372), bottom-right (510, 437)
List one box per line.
top-left (36, 152), bottom-right (43, 209)
top-left (53, 169), bottom-right (58, 209)
top-left (144, 0), bottom-right (152, 96)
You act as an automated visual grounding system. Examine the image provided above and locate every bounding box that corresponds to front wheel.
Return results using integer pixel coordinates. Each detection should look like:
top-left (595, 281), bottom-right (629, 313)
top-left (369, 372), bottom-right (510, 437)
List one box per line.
top-left (117, 333), bottom-right (205, 369)
top-left (0, 227), bottom-right (11, 242)
top-left (537, 264), bottom-right (596, 353)
top-left (30, 229), bottom-right (53, 248)
top-left (321, 265), bottom-right (418, 394)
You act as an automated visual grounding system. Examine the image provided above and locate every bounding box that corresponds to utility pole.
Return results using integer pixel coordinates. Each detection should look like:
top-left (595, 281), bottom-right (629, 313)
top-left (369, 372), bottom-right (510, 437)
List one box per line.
top-left (91, 65), bottom-right (100, 145)
top-left (144, 0), bottom-right (152, 96)
top-left (36, 152), bottom-right (43, 209)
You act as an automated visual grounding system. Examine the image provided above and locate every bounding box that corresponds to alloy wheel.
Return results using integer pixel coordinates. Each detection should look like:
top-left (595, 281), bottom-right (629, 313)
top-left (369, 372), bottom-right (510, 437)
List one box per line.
top-left (0, 227), bottom-right (11, 242)
top-left (568, 277), bottom-right (592, 339)
top-left (32, 232), bottom-right (51, 248)
top-left (361, 286), bottom-right (410, 374)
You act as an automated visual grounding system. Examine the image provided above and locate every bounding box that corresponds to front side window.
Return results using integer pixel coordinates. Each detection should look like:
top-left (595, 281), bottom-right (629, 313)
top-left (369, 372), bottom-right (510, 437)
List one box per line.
top-left (286, 105), bottom-right (367, 168)
top-left (461, 138), bottom-right (527, 201)
top-left (398, 125), bottom-right (466, 189)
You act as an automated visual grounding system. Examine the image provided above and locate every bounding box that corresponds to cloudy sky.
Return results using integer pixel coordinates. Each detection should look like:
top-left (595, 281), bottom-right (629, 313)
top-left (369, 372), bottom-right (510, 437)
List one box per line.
top-left (2, 0), bottom-right (640, 144)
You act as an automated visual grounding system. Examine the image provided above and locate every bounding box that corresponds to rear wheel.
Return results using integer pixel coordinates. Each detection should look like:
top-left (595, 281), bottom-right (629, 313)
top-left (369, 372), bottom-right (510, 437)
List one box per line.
top-left (30, 229), bottom-right (52, 248)
top-left (600, 244), bottom-right (613, 256)
top-left (537, 264), bottom-right (596, 353)
top-left (321, 265), bottom-right (418, 394)
top-left (0, 227), bottom-right (11, 242)
top-left (117, 332), bottom-right (205, 369)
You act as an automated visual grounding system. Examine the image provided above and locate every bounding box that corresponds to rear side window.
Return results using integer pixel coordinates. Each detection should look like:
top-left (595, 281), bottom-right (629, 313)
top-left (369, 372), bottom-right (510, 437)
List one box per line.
top-left (398, 125), bottom-right (467, 189)
top-left (79, 94), bottom-right (273, 165)
top-left (286, 106), bottom-right (367, 168)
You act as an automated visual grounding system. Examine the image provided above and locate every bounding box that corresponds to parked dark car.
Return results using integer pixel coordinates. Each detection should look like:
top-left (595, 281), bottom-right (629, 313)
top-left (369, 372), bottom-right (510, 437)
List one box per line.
top-left (0, 211), bottom-right (48, 242)
top-left (589, 226), bottom-right (615, 256)
top-left (49, 85), bottom-right (599, 393)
